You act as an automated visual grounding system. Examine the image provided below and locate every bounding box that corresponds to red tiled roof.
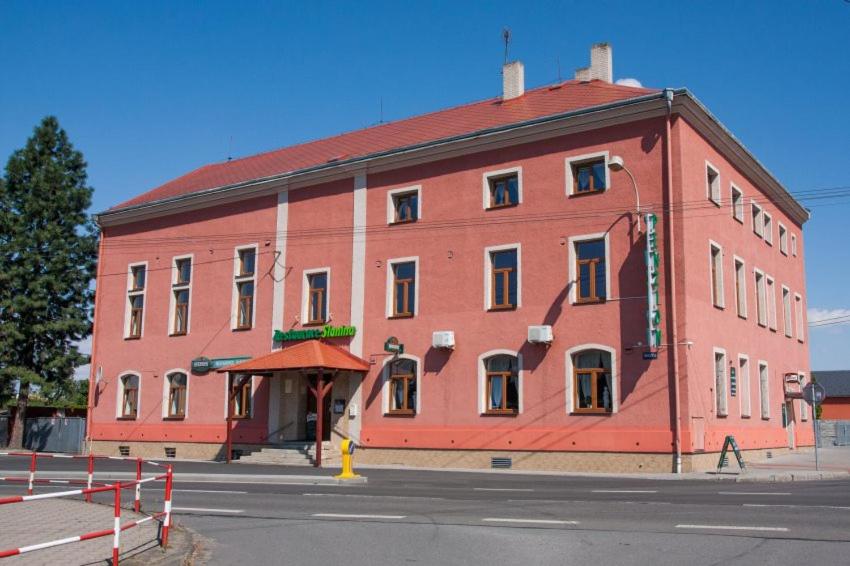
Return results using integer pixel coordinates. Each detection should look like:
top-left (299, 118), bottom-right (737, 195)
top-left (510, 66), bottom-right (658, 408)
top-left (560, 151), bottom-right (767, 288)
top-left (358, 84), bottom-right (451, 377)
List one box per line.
top-left (114, 80), bottom-right (657, 210)
top-left (217, 339), bottom-right (371, 373)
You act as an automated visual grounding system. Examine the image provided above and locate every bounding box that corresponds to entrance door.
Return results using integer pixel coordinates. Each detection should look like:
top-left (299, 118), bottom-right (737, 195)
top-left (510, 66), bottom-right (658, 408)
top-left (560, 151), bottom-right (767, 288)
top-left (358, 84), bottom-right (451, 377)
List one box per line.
top-left (782, 401), bottom-right (796, 449)
top-left (305, 374), bottom-right (332, 441)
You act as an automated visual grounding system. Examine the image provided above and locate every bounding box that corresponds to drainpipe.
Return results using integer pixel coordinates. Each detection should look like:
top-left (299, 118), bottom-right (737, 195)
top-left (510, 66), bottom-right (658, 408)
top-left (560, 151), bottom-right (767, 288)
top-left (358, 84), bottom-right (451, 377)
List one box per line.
top-left (663, 88), bottom-right (683, 474)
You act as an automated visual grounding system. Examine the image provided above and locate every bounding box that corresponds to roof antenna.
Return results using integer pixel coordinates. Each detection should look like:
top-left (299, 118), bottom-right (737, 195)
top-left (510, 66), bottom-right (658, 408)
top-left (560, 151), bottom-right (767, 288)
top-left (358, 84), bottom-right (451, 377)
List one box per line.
top-left (227, 135), bottom-right (233, 162)
top-left (502, 27), bottom-right (511, 64)
top-left (379, 97), bottom-right (384, 124)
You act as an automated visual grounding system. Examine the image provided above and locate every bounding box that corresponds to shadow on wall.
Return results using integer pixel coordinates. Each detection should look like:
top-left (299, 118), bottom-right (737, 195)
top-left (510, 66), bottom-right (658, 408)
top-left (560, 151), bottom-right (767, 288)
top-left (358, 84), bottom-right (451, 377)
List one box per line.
top-left (617, 225), bottom-right (652, 405)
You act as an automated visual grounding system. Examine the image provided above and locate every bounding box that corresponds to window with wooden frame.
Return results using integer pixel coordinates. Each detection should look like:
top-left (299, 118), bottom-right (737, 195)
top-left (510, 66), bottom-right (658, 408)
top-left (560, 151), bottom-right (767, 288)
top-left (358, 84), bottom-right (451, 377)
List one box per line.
top-left (759, 362), bottom-right (770, 419)
top-left (575, 239), bottom-right (606, 303)
top-left (572, 350), bottom-right (613, 413)
top-left (714, 349), bottom-right (728, 417)
top-left (484, 355), bottom-right (519, 414)
top-left (752, 202), bottom-right (763, 238)
top-left (388, 359), bottom-right (417, 415)
top-left (236, 281), bottom-right (254, 329)
top-left (307, 272), bottom-right (328, 324)
top-left (489, 249), bottom-right (517, 310)
top-left (734, 257), bottom-right (747, 318)
top-left (229, 375), bottom-right (252, 419)
top-left (166, 372), bottom-right (187, 418)
top-left (238, 248), bottom-right (256, 277)
top-left (172, 257), bottom-right (191, 336)
top-left (731, 185), bottom-right (744, 222)
top-left (234, 247), bottom-right (256, 330)
top-left (571, 158), bottom-right (607, 195)
top-left (706, 162), bottom-right (721, 204)
top-left (710, 243), bottom-right (724, 308)
top-left (391, 262), bottom-right (416, 318)
top-left (392, 191), bottom-right (419, 223)
top-left (127, 264), bottom-right (145, 339)
top-left (120, 374), bottom-right (139, 419)
top-left (487, 172), bottom-right (519, 208)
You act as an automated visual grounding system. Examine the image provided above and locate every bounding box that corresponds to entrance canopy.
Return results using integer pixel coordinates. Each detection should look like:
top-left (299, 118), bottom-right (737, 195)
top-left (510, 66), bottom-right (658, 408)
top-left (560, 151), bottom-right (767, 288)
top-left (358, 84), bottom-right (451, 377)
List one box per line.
top-left (217, 339), bottom-right (371, 374)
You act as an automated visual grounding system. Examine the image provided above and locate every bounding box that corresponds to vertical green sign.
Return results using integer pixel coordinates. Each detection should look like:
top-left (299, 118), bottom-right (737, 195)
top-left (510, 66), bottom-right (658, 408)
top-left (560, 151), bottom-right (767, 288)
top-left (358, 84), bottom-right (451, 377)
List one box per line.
top-left (645, 213), bottom-right (662, 349)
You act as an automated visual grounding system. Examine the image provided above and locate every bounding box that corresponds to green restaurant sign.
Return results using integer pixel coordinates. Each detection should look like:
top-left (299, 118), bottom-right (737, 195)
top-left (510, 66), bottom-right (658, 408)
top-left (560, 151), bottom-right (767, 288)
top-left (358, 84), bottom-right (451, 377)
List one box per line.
top-left (273, 325), bottom-right (357, 342)
top-left (191, 356), bottom-right (251, 375)
top-left (645, 212), bottom-right (662, 350)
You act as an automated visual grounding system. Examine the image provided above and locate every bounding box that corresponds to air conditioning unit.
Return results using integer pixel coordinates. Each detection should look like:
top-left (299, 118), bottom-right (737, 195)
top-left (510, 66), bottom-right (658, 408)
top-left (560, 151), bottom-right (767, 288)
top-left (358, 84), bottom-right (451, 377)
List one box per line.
top-left (528, 325), bottom-right (554, 344)
top-left (432, 331), bottom-right (455, 349)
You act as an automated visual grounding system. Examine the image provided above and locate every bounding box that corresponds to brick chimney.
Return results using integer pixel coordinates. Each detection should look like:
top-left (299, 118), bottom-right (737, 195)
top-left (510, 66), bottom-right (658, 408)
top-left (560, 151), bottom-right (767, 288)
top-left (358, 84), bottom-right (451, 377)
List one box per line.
top-left (574, 43), bottom-right (613, 83)
top-left (502, 61), bottom-right (525, 100)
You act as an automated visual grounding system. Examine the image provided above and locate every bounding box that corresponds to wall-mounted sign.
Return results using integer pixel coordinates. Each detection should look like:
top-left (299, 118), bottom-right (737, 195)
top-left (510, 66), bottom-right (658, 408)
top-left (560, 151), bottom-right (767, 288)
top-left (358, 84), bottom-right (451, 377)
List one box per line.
top-left (384, 336), bottom-right (404, 355)
top-left (333, 399), bottom-right (346, 415)
top-left (730, 367), bottom-right (737, 397)
top-left (191, 356), bottom-right (251, 375)
top-left (642, 351), bottom-right (658, 361)
top-left (273, 325), bottom-right (357, 342)
top-left (645, 212), bottom-right (662, 350)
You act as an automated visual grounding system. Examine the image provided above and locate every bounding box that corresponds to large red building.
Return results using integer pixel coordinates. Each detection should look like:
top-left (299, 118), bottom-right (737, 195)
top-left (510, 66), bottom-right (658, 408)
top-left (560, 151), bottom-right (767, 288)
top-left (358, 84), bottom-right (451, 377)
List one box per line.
top-left (88, 45), bottom-right (812, 472)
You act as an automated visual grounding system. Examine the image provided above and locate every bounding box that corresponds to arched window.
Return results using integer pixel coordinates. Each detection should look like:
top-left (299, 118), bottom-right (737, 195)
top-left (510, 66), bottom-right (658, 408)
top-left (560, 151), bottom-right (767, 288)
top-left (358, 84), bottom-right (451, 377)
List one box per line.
top-left (166, 372), bottom-right (187, 418)
top-left (119, 374), bottom-right (139, 418)
top-left (572, 350), bottom-right (612, 413)
top-left (484, 354), bottom-right (519, 414)
top-left (388, 358), bottom-right (417, 415)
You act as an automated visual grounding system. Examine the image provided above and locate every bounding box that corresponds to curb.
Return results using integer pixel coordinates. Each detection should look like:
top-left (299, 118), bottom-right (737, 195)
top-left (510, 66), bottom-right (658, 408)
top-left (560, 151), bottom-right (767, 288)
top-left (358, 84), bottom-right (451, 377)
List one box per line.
top-left (0, 469), bottom-right (368, 485)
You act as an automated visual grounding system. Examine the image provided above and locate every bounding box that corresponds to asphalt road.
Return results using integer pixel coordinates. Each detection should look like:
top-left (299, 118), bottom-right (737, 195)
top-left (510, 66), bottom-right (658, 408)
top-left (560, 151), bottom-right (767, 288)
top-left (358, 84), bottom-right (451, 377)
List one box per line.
top-left (2, 458), bottom-right (849, 565)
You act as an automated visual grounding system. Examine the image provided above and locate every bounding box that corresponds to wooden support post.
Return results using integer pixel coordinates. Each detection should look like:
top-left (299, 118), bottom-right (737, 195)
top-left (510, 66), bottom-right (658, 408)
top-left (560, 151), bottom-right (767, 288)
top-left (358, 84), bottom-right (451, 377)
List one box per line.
top-left (226, 372), bottom-right (233, 464)
top-left (315, 370), bottom-right (324, 468)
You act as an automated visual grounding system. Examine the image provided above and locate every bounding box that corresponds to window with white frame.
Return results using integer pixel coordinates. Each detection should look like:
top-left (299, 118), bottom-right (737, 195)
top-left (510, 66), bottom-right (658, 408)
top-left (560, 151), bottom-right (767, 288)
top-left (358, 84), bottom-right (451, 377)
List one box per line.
top-left (755, 269), bottom-right (767, 327)
top-left (565, 151), bottom-right (609, 196)
top-left (734, 257), bottom-right (747, 318)
top-left (794, 293), bottom-right (804, 342)
top-left (706, 162), bottom-right (721, 205)
top-left (165, 371), bottom-right (187, 418)
top-left (387, 186), bottom-right (421, 224)
top-left (303, 269), bottom-right (330, 324)
top-left (485, 244), bottom-right (520, 310)
top-left (572, 349), bottom-right (614, 413)
top-left (170, 256), bottom-right (192, 336)
top-left (739, 355), bottom-right (751, 418)
top-left (483, 354), bottom-right (520, 414)
top-left (731, 185), bottom-right (744, 222)
top-left (483, 167), bottom-right (522, 209)
top-left (387, 258), bottom-right (417, 318)
top-left (384, 357), bottom-right (419, 415)
top-left (118, 373), bottom-right (140, 419)
top-left (759, 362), bottom-right (770, 419)
top-left (779, 223), bottom-right (788, 255)
top-left (791, 233), bottom-right (797, 257)
top-left (766, 276), bottom-right (777, 331)
top-left (751, 202), bottom-right (763, 238)
top-left (782, 286), bottom-right (793, 337)
top-left (228, 374), bottom-right (253, 419)
top-left (763, 211), bottom-right (773, 245)
top-left (125, 263), bottom-right (146, 339)
top-left (233, 246), bottom-right (257, 330)
top-left (569, 234), bottom-right (609, 304)
top-left (709, 242), bottom-right (724, 308)
top-left (799, 373), bottom-right (808, 421)
top-left (714, 349), bottom-right (728, 417)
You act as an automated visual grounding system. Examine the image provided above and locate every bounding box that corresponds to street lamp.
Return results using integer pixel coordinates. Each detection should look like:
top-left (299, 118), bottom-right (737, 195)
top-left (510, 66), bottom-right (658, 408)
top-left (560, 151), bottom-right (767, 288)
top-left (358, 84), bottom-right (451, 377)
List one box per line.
top-left (607, 155), bottom-right (642, 233)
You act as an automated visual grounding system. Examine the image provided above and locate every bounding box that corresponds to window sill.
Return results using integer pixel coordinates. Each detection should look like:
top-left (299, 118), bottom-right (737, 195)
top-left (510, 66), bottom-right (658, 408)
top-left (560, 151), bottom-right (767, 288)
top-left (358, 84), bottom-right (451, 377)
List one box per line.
top-left (733, 217), bottom-right (744, 224)
top-left (390, 219), bottom-right (417, 226)
top-left (117, 416), bottom-right (137, 421)
top-left (169, 332), bottom-right (188, 337)
top-left (488, 305), bottom-right (517, 312)
top-left (302, 321), bottom-right (327, 327)
top-left (709, 198), bottom-right (722, 207)
top-left (486, 203), bottom-right (519, 211)
top-left (741, 415), bottom-right (751, 419)
top-left (574, 298), bottom-right (606, 306)
top-left (569, 189), bottom-right (606, 199)
top-left (388, 314), bottom-right (414, 320)
top-left (483, 410), bottom-right (518, 417)
top-left (227, 416), bottom-right (251, 421)
top-left (233, 326), bottom-right (253, 332)
top-left (163, 416), bottom-right (185, 421)
top-left (713, 303), bottom-right (725, 310)
top-left (737, 313), bottom-right (747, 320)
top-left (570, 410), bottom-right (613, 416)
top-left (124, 336), bottom-right (141, 341)
top-left (385, 410), bottom-right (415, 417)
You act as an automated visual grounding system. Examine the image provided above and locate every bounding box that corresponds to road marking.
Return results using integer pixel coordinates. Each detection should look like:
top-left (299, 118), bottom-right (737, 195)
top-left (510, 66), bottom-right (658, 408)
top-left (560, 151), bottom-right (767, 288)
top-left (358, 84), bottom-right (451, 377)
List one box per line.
top-left (591, 490), bottom-right (658, 494)
top-left (474, 488), bottom-right (534, 492)
top-left (172, 507), bottom-right (244, 514)
top-left (744, 503), bottom-right (850, 510)
top-left (718, 491), bottom-right (791, 496)
top-left (313, 513), bottom-right (406, 520)
top-left (483, 518), bottom-right (579, 525)
top-left (302, 493), bottom-right (445, 501)
top-left (172, 489), bottom-right (248, 494)
top-left (675, 524), bottom-right (788, 532)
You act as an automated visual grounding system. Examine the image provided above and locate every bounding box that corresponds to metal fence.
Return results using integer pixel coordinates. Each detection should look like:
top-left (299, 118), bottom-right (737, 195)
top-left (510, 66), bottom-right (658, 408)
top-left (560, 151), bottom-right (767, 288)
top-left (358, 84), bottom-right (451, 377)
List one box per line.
top-left (23, 417), bottom-right (85, 454)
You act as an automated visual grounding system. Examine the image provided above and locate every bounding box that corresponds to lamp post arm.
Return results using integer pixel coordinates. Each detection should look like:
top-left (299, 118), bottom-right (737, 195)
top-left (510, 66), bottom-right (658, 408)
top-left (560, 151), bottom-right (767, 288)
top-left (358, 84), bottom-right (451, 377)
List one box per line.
top-left (621, 165), bottom-right (641, 233)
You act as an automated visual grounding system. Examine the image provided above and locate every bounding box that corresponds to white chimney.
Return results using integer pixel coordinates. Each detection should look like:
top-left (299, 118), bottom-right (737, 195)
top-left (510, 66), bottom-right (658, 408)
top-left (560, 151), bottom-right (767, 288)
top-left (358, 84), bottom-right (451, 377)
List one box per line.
top-left (502, 61), bottom-right (525, 100)
top-left (574, 43), bottom-right (613, 83)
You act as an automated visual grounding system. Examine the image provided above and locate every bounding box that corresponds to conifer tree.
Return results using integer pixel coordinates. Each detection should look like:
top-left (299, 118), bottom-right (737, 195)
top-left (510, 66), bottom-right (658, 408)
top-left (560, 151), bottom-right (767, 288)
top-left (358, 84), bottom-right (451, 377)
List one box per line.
top-left (0, 117), bottom-right (98, 448)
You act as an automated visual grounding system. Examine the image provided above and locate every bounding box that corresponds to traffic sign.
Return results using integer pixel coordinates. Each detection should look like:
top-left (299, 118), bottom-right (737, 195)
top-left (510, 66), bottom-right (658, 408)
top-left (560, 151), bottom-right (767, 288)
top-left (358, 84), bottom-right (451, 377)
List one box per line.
top-left (802, 382), bottom-right (826, 405)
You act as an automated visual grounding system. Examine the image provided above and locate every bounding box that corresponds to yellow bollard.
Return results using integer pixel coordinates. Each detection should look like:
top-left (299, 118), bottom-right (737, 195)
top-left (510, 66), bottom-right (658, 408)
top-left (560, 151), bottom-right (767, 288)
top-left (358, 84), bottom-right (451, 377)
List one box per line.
top-left (334, 439), bottom-right (360, 480)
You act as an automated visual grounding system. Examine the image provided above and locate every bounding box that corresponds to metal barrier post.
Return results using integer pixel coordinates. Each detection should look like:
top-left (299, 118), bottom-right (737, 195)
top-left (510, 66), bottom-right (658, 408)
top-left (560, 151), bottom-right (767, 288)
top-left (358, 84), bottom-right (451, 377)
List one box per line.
top-left (161, 465), bottom-right (173, 548)
top-left (134, 458), bottom-right (142, 512)
top-left (86, 453), bottom-right (94, 503)
top-left (113, 481), bottom-right (121, 565)
top-left (27, 453), bottom-right (36, 495)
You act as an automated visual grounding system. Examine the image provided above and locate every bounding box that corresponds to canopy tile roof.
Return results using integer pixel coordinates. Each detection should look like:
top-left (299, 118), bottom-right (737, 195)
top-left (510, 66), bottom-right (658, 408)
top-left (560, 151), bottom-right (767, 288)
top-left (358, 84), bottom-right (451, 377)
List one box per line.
top-left (218, 339), bottom-right (371, 374)
top-left (114, 80), bottom-right (656, 210)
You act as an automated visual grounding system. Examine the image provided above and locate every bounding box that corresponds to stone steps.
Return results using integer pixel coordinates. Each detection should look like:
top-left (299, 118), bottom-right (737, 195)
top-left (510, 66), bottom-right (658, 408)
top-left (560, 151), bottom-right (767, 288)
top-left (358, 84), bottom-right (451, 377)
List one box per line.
top-left (237, 442), bottom-right (341, 466)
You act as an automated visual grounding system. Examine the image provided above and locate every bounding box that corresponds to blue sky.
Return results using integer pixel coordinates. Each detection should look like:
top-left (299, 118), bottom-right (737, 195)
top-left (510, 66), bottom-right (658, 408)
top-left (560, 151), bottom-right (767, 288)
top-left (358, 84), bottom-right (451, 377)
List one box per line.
top-left (1, 1), bottom-right (849, 370)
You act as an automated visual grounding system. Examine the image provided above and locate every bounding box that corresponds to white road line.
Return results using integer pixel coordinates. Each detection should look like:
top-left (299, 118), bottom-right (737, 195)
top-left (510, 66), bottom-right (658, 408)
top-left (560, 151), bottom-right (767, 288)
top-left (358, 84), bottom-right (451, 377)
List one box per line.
top-left (483, 518), bottom-right (579, 525)
top-left (172, 507), bottom-right (244, 514)
top-left (474, 488), bottom-right (534, 492)
top-left (718, 491), bottom-right (791, 496)
top-left (302, 493), bottom-right (445, 501)
top-left (313, 513), bottom-right (406, 520)
top-left (675, 524), bottom-right (788, 532)
top-left (591, 490), bottom-right (658, 494)
top-left (744, 503), bottom-right (850, 510)
top-left (172, 489), bottom-right (248, 494)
